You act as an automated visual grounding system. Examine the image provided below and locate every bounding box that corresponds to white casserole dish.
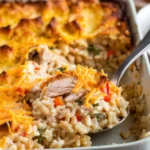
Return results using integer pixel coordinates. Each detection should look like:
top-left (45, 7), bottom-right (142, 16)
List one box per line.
top-left (2, 0), bottom-right (149, 149)
top-left (50, 0), bottom-right (150, 149)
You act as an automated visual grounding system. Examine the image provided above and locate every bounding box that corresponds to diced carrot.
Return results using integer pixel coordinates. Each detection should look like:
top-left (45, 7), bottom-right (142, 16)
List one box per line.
top-left (22, 131), bottom-right (27, 137)
top-left (75, 113), bottom-right (82, 122)
top-left (35, 67), bottom-right (40, 70)
top-left (54, 97), bottom-right (64, 107)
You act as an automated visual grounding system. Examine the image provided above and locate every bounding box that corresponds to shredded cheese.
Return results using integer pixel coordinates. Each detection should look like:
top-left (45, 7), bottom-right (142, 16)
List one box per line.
top-left (0, 137), bottom-right (6, 148)
top-left (0, 62), bottom-right (39, 133)
top-left (73, 65), bottom-right (107, 92)
top-left (0, 62), bottom-right (38, 102)
top-left (73, 65), bottom-right (120, 107)
top-left (0, 101), bottom-right (33, 132)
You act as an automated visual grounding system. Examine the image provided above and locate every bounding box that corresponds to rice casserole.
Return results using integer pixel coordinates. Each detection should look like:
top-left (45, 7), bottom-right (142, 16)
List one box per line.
top-left (0, 0), bottom-right (149, 149)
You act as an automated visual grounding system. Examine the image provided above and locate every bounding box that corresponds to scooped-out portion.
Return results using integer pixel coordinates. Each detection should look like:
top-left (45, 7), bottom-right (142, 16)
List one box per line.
top-left (31, 65), bottom-right (129, 148)
top-left (0, 61), bottom-right (129, 149)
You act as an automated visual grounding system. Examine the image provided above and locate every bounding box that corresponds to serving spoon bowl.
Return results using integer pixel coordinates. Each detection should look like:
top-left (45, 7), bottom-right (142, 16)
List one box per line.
top-left (101, 30), bottom-right (150, 132)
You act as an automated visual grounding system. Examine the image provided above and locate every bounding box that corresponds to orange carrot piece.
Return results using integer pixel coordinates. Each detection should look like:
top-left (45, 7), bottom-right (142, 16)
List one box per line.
top-left (54, 97), bottom-right (64, 107)
top-left (22, 131), bottom-right (27, 137)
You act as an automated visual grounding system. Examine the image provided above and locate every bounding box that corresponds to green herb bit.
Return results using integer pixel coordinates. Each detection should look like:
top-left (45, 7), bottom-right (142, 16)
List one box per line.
top-left (88, 44), bottom-right (100, 55)
top-left (38, 128), bottom-right (45, 134)
top-left (58, 67), bottom-right (66, 73)
top-left (33, 128), bottom-right (46, 144)
top-left (137, 81), bottom-right (141, 85)
top-left (94, 113), bottom-right (106, 121)
top-left (76, 99), bottom-right (83, 105)
top-left (93, 103), bottom-right (99, 107)
top-left (33, 135), bottom-right (43, 144)
top-left (49, 46), bottom-right (54, 50)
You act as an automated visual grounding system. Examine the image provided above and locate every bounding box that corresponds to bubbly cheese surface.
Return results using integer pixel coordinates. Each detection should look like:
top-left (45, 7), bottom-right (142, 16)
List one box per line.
top-left (0, 0), bottom-right (131, 72)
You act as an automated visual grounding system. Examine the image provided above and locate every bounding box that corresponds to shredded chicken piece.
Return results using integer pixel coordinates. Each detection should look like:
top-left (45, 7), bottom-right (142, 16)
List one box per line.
top-left (41, 74), bottom-right (76, 98)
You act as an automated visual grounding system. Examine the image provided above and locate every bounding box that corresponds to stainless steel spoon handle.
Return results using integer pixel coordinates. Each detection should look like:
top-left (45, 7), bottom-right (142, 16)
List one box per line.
top-left (111, 30), bottom-right (150, 86)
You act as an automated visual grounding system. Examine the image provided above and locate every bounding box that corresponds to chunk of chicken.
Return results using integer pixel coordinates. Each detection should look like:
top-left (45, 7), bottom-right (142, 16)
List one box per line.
top-left (41, 74), bottom-right (76, 98)
top-left (64, 90), bottom-right (86, 102)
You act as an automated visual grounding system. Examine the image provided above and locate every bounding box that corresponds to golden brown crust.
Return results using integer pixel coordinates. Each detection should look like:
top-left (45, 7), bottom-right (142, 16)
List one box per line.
top-left (14, 16), bottom-right (44, 34)
top-left (0, 0), bottom-right (132, 71)
top-left (0, 45), bottom-right (13, 56)
top-left (46, 17), bottom-right (59, 33)
top-left (65, 20), bottom-right (82, 34)
top-left (0, 1), bottom-right (131, 38)
top-left (0, 71), bottom-right (8, 85)
top-left (0, 26), bottom-right (11, 34)
top-left (18, 17), bottom-right (43, 27)
top-left (0, 71), bottom-right (8, 80)
top-left (53, 0), bottom-right (68, 11)
top-left (70, 1), bottom-right (83, 13)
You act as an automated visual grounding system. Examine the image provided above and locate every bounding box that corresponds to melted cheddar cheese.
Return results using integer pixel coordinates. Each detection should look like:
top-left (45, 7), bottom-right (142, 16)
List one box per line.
top-left (0, 0), bottom-right (131, 72)
top-left (73, 65), bottom-right (119, 107)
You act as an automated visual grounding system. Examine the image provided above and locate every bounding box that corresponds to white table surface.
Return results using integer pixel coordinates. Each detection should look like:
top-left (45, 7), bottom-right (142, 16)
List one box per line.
top-left (137, 4), bottom-right (150, 61)
top-left (137, 4), bottom-right (150, 36)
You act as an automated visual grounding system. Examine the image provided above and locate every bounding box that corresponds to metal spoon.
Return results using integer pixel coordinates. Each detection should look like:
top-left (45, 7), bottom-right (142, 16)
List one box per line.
top-left (111, 29), bottom-right (150, 86)
top-left (101, 30), bottom-right (150, 132)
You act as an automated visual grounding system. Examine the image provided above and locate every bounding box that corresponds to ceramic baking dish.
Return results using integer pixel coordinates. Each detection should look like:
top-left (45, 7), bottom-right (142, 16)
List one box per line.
top-left (1, 0), bottom-right (149, 149)
top-left (54, 0), bottom-right (150, 149)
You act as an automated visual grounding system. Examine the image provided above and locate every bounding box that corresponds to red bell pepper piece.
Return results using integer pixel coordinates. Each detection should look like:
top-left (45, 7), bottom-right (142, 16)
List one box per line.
top-left (16, 87), bottom-right (22, 93)
top-left (75, 113), bottom-right (82, 122)
top-left (100, 82), bottom-right (111, 102)
top-left (107, 50), bottom-right (114, 57)
top-left (100, 82), bottom-right (110, 95)
top-left (104, 95), bottom-right (111, 102)
top-left (106, 82), bottom-right (110, 95)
